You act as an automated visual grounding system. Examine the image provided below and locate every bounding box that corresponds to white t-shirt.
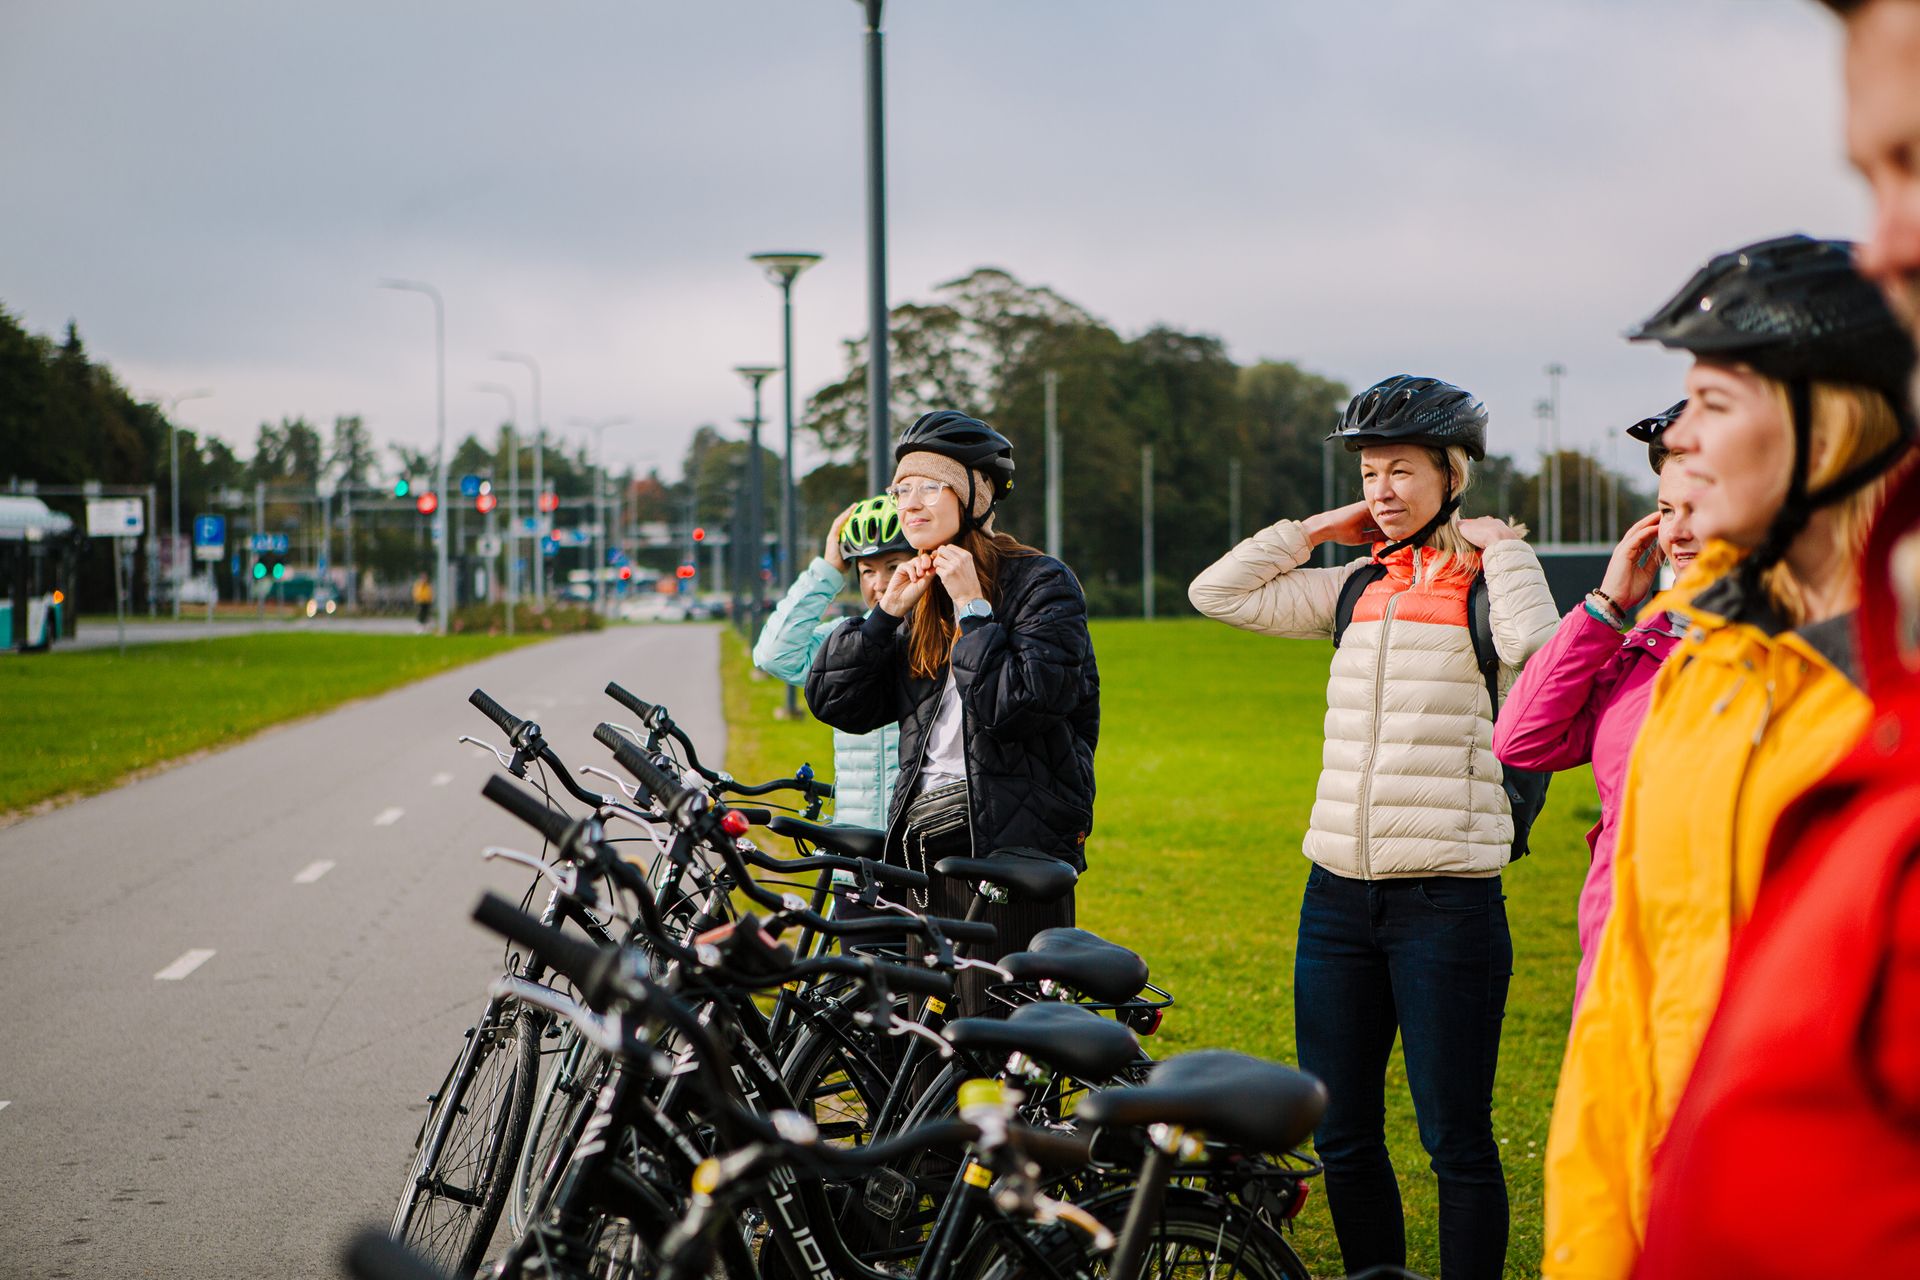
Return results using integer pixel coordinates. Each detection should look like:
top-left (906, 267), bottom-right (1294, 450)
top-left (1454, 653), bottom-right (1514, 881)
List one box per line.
top-left (918, 671), bottom-right (966, 792)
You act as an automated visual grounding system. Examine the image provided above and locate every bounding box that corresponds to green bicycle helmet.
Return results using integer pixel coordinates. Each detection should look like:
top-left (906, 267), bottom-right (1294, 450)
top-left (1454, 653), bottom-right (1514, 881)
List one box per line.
top-left (838, 494), bottom-right (912, 561)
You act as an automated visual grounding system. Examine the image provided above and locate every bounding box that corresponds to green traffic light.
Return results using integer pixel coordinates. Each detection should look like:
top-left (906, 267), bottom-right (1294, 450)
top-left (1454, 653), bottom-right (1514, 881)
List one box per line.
top-left (271, 563), bottom-right (286, 580)
top-left (252, 563), bottom-right (267, 580)
top-left (394, 478), bottom-right (410, 497)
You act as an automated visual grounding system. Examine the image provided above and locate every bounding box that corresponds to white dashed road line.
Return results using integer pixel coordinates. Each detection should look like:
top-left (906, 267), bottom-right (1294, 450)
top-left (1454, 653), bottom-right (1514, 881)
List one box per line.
top-left (293, 860), bottom-right (336, 884)
top-left (0, 1101), bottom-right (10, 1113)
top-left (155, 949), bottom-right (216, 981)
top-left (373, 807), bottom-right (405, 826)
top-left (431, 772), bottom-right (454, 787)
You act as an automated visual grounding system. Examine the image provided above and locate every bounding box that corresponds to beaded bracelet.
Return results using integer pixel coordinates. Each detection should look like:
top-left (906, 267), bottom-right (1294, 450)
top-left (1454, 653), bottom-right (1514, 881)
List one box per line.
top-left (1584, 592), bottom-right (1629, 633)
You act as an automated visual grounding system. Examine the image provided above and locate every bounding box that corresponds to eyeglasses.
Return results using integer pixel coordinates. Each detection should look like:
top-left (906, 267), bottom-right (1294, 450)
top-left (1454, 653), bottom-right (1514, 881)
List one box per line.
top-left (885, 480), bottom-right (952, 507)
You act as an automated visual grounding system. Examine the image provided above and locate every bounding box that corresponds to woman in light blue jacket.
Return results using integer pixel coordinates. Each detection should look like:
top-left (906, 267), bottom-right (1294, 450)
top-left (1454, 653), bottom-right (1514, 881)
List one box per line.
top-left (752, 495), bottom-right (914, 829)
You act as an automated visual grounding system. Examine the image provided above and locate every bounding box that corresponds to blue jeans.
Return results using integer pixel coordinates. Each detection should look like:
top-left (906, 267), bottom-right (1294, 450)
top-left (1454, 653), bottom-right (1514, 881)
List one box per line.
top-left (1294, 863), bottom-right (1513, 1280)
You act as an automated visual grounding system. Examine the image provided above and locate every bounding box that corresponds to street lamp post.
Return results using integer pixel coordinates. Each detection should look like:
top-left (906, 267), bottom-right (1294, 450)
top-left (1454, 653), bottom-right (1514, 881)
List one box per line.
top-left (379, 278), bottom-right (449, 634)
top-left (147, 388), bottom-right (213, 618)
top-left (735, 365), bottom-right (778, 637)
top-left (1545, 362), bottom-right (1567, 545)
top-left (494, 352), bottom-right (544, 606)
top-left (749, 253), bottom-right (821, 718)
top-left (856, 0), bottom-right (891, 494)
top-left (571, 417), bottom-right (630, 616)
top-left (476, 380), bottom-right (519, 637)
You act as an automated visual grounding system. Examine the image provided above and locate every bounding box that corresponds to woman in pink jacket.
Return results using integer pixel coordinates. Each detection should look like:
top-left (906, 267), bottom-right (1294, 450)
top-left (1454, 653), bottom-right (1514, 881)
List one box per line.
top-left (1491, 403), bottom-right (1703, 1013)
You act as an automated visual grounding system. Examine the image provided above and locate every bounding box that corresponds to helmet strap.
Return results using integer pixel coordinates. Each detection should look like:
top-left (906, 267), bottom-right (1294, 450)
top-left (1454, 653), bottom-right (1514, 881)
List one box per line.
top-left (1738, 377), bottom-right (1817, 593)
top-left (957, 468), bottom-right (998, 536)
top-left (1376, 472), bottom-right (1462, 559)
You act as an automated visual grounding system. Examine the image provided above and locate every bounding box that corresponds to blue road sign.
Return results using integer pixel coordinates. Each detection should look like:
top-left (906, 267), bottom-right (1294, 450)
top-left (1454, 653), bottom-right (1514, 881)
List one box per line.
top-left (193, 514), bottom-right (226, 546)
top-left (249, 533), bottom-right (289, 553)
top-left (460, 474), bottom-right (481, 498)
top-left (542, 536), bottom-right (558, 557)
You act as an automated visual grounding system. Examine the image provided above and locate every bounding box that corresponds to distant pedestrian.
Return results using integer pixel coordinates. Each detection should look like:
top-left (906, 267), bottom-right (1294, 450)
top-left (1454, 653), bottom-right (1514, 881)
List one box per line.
top-left (413, 573), bottom-right (433, 628)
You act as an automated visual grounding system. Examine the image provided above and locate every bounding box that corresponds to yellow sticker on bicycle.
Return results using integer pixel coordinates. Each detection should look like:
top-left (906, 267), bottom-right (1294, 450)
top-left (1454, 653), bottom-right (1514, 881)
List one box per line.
top-left (962, 1161), bottom-right (992, 1189)
top-left (926, 997), bottom-right (947, 1015)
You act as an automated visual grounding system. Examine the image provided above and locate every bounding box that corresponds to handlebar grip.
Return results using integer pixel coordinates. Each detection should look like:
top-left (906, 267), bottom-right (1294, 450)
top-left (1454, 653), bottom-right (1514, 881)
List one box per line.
top-left (734, 807), bottom-right (774, 827)
top-left (1012, 1125), bottom-right (1096, 1170)
top-left (343, 1229), bottom-right (458, 1280)
top-left (927, 916), bottom-right (998, 946)
top-left (872, 962), bottom-right (954, 998)
top-left (468, 688), bottom-right (524, 737)
top-left (604, 682), bottom-right (658, 725)
top-left (472, 892), bottom-right (610, 990)
top-left (859, 857), bottom-right (929, 891)
top-left (481, 773), bottom-right (573, 846)
top-left (594, 724), bottom-right (694, 812)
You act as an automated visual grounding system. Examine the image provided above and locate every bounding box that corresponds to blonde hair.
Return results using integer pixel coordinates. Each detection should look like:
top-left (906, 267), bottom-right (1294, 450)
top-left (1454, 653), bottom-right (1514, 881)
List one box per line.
top-left (1760, 379), bottom-right (1907, 625)
top-left (1401, 445), bottom-right (1531, 575)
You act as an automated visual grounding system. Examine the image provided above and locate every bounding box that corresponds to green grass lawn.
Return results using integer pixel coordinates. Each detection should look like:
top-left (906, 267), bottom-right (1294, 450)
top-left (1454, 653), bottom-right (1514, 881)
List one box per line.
top-left (722, 619), bottom-right (1589, 1279)
top-left (0, 631), bottom-right (542, 816)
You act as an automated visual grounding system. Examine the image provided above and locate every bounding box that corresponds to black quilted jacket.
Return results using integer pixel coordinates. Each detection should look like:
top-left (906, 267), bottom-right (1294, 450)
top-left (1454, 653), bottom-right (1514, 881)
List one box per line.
top-left (803, 551), bottom-right (1099, 870)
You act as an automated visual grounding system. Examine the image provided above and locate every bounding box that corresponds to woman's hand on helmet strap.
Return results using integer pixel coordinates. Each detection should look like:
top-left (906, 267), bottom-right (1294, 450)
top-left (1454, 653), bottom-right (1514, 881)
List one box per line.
top-left (879, 555), bottom-right (935, 616)
top-left (930, 544), bottom-right (984, 608)
top-left (1302, 500), bottom-right (1380, 549)
top-left (825, 502), bottom-right (859, 573)
top-left (1600, 511), bottom-right (1665, 612)
top-left (1457, 516), bottom-right (1524, 550)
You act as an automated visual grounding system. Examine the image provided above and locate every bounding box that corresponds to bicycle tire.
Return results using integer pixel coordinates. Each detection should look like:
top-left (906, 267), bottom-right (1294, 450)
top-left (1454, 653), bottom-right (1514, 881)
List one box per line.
top-left (967, 1190), bottom-right (1310, 1280)
top-left (391, 996), bottom-right (541, 1276)
top-left (510, 1020), bottom-right (610, 1234)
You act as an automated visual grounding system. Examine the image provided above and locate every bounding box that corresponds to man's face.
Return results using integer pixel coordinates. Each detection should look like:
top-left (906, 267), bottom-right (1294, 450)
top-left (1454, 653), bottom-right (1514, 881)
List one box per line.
top-left (1844, 0), bottom-right (1920, 335)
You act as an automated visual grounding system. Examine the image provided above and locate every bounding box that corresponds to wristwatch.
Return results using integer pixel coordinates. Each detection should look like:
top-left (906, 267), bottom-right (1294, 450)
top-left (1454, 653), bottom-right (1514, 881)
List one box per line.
top-left (956, 597), bottom-right (994, 622)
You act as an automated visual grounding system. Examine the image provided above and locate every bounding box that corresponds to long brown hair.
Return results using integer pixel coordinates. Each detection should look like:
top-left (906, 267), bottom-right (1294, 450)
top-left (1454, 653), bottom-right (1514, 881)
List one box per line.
top-left (906, 526), bottom-right (1040, 679)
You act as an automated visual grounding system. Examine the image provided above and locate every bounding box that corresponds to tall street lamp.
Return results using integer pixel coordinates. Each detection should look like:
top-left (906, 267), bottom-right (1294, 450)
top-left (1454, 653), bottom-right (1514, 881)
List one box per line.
top-left (379, 278), bottom-right (449, 634)
top-left (145, 387), bottom-right (212, 618)
top-left (735, 364), bottom-right (778, 636)
top-left (494, 352), bottom-right (544, 605)
top-left (571, 416), bottom-right (630, 616)
top-left (855, 0), bottom-right (891, 494)
top-left (749, 251), bottom-right (822, 604)
top-left (475, 380), bottom-right (519, 637)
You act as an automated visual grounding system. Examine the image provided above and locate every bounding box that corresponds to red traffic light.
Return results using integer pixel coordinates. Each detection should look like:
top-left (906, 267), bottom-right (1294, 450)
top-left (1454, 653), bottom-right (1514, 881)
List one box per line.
top-left (675, 565), bottom-right (696, 580)
top-left (538, 491), bottom-right (559, 514)
top-left (691, 527), bottom-right (705, 542)
top-left (618, 566), bottom-right (633, 581)
top-left (415, 492), bottom-right (439, 515)
top-left (475, 492), bottom-right (497, 514)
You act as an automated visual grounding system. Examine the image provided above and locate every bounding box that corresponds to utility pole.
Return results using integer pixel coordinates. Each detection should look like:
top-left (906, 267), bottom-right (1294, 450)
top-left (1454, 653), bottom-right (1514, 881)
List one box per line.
top-left (858, 0), bottom-right (892, 495)
top-left (1043, 370), bottom-right (1061, 560)
top-left (1321, 438), bottom-right (1337, 567)
top-left (1546, 362), bottom-right (1566, 545)
top-left (1228, 458), bottom-right (1242, 545)
top-left (1142, 444), bottom-right (1155, 621)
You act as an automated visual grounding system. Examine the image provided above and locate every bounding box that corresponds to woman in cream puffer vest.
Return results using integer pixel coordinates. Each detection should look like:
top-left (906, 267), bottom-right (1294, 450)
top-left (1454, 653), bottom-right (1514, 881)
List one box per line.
top-left (1190, 374), bottom-right (1558, 1280)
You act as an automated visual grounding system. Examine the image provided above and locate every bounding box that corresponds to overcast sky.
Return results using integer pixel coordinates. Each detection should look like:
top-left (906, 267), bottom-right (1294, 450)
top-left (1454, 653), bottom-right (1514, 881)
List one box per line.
top-left (0, 0), bottom-right (1869, 491)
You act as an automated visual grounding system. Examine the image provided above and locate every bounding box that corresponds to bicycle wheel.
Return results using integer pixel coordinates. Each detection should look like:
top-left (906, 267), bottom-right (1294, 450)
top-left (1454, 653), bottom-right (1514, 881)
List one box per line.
top-left (391, 996), bottom-right (540, 1276)
top-left (968, 1191), bottom-right (1310, 1280)
top-left (510, 1020), bottom-right (610, 1235)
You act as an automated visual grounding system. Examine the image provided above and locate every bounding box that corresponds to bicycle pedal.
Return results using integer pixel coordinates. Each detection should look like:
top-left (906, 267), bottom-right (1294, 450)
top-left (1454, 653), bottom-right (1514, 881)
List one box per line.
top-left (861, 1168), bottom-right (913, 1221)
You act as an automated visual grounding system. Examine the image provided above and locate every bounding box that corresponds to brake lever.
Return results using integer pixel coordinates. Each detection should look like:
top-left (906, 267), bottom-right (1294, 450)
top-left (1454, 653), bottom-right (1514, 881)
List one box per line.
top-left (889, 1014), bottom-right (955, 1058)
top-left (483, 846), bottom-right (581, 899)
top-left (579, 764), bottom-right (643, 800)
top-left (952, 957), bottom-right (1016, 983)
top-left (459, 735), bottom-right (517, 771)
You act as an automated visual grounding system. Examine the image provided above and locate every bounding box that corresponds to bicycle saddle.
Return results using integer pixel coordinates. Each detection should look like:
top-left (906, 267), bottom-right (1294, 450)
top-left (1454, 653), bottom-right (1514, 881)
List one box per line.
top-left (769, 816), bottom-right (886, 863)
top-left (1076, 1051), bottom-right (1328, 1154)
top-left (931, 849), bottom-right (1078, 903)
top-left (943, 1001), bottom-right (1141, 1083)
top-left (1000, 928), bottom-right (1149, 1004)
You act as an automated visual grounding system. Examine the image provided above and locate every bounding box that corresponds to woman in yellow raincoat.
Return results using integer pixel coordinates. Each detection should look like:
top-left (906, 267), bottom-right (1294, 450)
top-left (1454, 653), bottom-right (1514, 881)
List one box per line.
top-left (1543, 235), bottom-right (1915, 1278)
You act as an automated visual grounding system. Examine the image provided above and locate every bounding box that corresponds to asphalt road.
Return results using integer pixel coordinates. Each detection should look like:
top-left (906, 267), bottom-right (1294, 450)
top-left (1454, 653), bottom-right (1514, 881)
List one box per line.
top-left (0, 623), bottom-right (725, 1278)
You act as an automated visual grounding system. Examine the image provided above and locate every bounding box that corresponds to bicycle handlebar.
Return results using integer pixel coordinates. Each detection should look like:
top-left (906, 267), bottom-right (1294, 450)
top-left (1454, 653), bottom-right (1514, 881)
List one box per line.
top-left (473, 892), bottom-right (622, 1007)
top-left (605, 683), bottom-right (723, 782)
top-left (481, 773), bottom-right (573, 847)
top-left (721, 775), bottom-right (836, 801)
top-left (594, 724), bottom-right (698, 814)
top-left (467, 687), bottom-right (524, 740)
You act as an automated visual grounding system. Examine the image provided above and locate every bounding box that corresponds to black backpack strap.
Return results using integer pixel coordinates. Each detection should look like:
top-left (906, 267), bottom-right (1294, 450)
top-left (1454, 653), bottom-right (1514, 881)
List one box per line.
top-left (1467, 570), bottom-right (1500, 713)
top-left (1331, 563), bottom-right (1388, 648)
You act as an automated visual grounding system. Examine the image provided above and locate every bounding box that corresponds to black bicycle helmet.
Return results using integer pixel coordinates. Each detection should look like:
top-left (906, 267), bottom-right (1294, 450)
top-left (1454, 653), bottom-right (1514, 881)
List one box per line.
top-left (1326, 374), bottom-right (1487, 555)
top-left (894, 409), bottom-right (1016, 530)
top-left (1326, 374), bottom-right (1489, 462)
top-left (1628, 233), bottom-right (1915, 584)
top-left (1626, 399), bottom-right (1688, 473)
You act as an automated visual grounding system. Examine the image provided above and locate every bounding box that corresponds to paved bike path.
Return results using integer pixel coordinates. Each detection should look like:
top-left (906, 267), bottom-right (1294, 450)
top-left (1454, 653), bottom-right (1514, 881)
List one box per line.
top-left (0, 623), bottom-right (725, 1278)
